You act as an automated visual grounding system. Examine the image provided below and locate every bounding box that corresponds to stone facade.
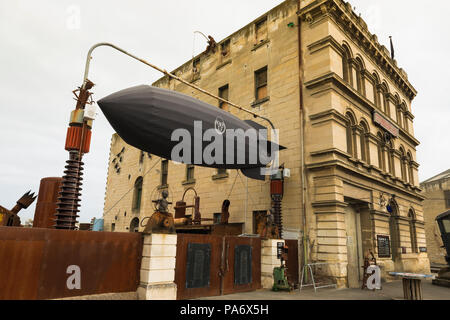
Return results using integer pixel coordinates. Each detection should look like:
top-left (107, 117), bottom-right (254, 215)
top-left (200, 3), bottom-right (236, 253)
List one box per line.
top-left (420, 170), bottom-right (450, 266)
top-left (102, 0), bottom-right (429, 288)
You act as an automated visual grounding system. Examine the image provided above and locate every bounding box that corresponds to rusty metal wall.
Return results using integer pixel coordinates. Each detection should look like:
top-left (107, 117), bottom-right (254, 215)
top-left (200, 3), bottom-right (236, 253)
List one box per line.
top-left (0, 227), bottom-right (142, 300)
top-left (33, 177), bottom-right (62, 229)
top-left (285, 240), bottom-right (299, 287)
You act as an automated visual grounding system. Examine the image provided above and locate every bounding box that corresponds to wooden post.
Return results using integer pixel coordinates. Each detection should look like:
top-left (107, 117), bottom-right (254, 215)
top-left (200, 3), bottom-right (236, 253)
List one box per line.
top-left (403, 278), bottom-right (423, 300)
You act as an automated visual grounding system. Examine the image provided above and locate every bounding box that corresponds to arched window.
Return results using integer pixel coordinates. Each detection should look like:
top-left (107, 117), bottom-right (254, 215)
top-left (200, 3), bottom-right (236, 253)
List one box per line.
top-left (386, 140), bottom-right (395, 175)
top-left (377, 133), bottom-right (386, 171)
top-left (380, 83), bottom-right (390, 116)
top-left (407, 152), bottom-right (414, 185)
top-left (359, 121), bottom-right (369, 163)
top-left (354, 57), bottom-right (365, 96)
top-left (342, 45), bottom-right (352, 84)
top-left (372, 73), bottom-right (381, 109)
top-left (399, 147), bottom-right (407, 182)
top-left (345, 112), bottom-right (357, 158)
top-left (396, 105), bottom-right (403, 129)
top-left (132, 177), bottom-right (143, 212)
top-left (408, 210), bottom-right (418, 253)
top-left (130, 218), bottom-right (140, 233)
top-left (401, 102), bottom-right (409, 132)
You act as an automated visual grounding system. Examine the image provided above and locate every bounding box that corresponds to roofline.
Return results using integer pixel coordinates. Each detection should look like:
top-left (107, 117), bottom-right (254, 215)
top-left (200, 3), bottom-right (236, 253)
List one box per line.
top-left (420, 169), bottom-right (450, 185)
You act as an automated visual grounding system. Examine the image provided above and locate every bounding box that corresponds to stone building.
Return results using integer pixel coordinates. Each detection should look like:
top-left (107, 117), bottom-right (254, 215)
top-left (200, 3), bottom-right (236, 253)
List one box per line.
top-left (102, 0), bottom-right (430, 288)
top-left (421, 170), bottom-right (450, 267)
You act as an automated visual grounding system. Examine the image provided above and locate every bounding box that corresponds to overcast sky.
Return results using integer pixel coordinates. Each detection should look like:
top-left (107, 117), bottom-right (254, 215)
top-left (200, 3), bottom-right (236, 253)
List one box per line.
top-left (1, 0), bottom-right (449, 224)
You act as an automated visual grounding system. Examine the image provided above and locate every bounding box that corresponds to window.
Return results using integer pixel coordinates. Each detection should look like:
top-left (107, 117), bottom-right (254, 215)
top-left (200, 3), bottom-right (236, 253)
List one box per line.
top-left (192, 58), bottom-right (201, 82)
top-left (193, 58), bottom-right (200, 73)
top-left (400, 148), bottom-right (407, 182)
top-left (377, 133), bottom-right (386, 171)
top-left (253, 211), bottom-right (267, 235)
top-left (255, 18), bottom-right (267, 44)
top-left (359, 122), bottom-right (369, 163)
top-left (111, 223), bottom-right (116, 232)
top-left (214, 213), bottom-right (222, 225)
top-left (445, 191), bottom-right (450, 208)
top-left (380, 84), bottom-right (390, 116)
top-left (219, 84), bottom-right (229, 111)
top-left (220, 39), bottom-right (230, 58)
top-left (407, 153), bottom-right (414, 185)
top-left (408, 210), bottom-right (418, 253)
top-left (132, 177), bottom-right (143, 212)
top-left (386, 141), bottom-right (395, 175)
top-left (186, 164), bottom-right (195, 182)
top-left (255, 67), bottom-right (268, 101)
top-left (139, 151), bottom-right (145, 165)
top-left (345, 112), bottom-right (356, 158)
top-left (130, 218), bottom-right (140, 233)
top-left (354, 58), bottom-right (365, 95)
top-left (161, 160), bottom-right (169, 186)
top-left (396, 106), bottom-right (403, 128)
top-left (342, 49), bottom-right (351, 83)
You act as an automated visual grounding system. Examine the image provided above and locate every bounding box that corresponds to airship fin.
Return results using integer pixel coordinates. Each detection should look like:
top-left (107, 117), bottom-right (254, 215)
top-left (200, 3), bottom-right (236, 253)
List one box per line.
top-left (244, 120), bottom-right (287, 151)
top-left (241, 168), bottom-right (266, 181)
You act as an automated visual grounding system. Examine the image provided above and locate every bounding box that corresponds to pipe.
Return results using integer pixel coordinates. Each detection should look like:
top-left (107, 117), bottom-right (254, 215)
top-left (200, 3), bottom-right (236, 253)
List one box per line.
top-left (297, 3), bottom-right (309, 283)
top-left (81, 43), bottom-right (276, 131)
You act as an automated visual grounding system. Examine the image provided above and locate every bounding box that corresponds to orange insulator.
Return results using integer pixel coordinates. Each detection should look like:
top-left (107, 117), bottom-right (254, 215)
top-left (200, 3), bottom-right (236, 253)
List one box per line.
top-left (65, 126), bottom-right (92, 153)
top-left (270, 179), bottom-right (284, 196)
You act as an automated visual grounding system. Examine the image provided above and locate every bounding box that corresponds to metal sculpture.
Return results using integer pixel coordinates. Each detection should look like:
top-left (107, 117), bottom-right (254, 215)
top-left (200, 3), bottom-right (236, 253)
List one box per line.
top-left (0, 191), bottom-right (36, 227)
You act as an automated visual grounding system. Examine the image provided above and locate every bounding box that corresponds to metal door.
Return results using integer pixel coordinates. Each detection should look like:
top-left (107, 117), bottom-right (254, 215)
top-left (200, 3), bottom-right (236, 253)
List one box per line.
top-left (221, 236), bottom-right (261, 295)
top-left (175, 234), bottom-right (261, 299)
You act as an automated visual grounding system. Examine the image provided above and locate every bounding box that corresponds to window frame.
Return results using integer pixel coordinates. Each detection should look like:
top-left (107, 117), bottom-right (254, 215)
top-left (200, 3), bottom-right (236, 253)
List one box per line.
top-left (254, 66), bottom-right (268, 102)
top-left (218, 84), bottom-right (229, 110)
top-left (161, 160), bottom-right (169, 187)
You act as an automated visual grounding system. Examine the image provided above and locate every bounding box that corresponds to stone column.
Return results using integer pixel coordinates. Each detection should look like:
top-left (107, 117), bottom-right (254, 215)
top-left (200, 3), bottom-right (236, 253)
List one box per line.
top-left (261, 239), bottom-right (284, 289)
top-left (137, 234), bottom-right (177, 300)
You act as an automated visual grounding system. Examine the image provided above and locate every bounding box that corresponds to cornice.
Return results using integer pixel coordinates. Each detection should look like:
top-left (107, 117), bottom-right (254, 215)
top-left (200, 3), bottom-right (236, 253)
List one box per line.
top-left (309, 108), bottom-right (348, 127)
top-left (299, 0), bottom-right (417, 101)
top-left (307, 35), bottom-right (343, 55)
top-left (305, 157), bottom-right (426, 201)
top-left (304, 72), bottom-right (420, 148)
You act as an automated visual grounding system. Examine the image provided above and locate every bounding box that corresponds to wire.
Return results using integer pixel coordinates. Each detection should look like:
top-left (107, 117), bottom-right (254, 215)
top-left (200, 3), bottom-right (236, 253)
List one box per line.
top-left (103, 158), bottom-right (161, 216)
top-left (227, 171), bottom-right (240, 199)
top-left (237, 172), bottom-right (257, 206)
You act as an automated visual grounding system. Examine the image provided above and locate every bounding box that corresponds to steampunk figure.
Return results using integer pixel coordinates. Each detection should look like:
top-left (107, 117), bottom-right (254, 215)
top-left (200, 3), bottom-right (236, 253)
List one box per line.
top-left (144, 190), bottom-right (175, 234)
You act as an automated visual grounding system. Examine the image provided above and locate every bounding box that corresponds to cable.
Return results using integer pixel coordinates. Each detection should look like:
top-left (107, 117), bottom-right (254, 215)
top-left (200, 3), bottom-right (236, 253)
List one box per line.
top-left (227, 171), bottom-right (240, 200)
top-left (103, 158), bottom-right (161, 216)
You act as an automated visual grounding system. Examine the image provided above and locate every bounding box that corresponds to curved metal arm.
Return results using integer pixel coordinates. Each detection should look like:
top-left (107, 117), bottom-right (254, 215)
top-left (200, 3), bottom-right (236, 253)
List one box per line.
top-left (81, 42), bottom-right (276, 132)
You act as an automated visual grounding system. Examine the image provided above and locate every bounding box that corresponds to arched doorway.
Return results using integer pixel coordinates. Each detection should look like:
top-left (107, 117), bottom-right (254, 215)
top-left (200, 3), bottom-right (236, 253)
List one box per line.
top-left (388, 200), bottom-right (401, 265)
top-left (130, 218), bottom-right (140, 233)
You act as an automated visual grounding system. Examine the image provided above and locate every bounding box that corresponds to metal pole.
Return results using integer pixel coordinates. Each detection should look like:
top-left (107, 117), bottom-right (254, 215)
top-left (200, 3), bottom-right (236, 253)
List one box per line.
top-left (81, 43), bottom-right (276, 131)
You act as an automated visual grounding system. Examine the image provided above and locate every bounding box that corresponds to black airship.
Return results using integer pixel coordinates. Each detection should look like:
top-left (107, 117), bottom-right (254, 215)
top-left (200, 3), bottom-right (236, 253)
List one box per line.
top-left (97, 85), bottom-right (285, 181)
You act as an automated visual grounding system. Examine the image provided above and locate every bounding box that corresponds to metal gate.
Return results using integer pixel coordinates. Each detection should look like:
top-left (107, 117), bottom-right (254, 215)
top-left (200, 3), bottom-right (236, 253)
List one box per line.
top-left (175, 234), bottom-right (261, 300)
